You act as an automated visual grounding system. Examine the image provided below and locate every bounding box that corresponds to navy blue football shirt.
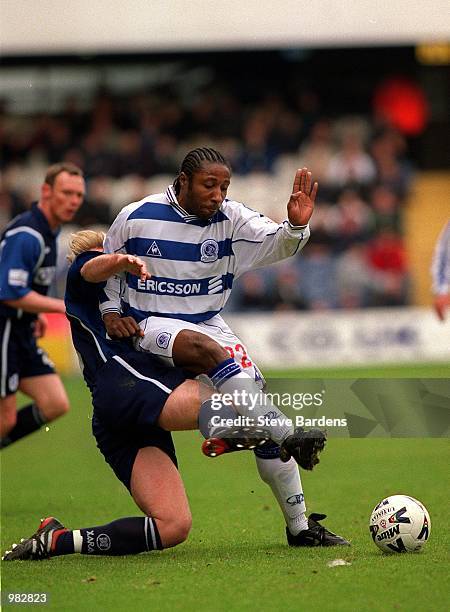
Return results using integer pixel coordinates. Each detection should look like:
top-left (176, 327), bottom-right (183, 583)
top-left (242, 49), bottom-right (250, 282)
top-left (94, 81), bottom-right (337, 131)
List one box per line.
top-left (0, 203), bottom-right (58, 322)
top-left (65, 251), bottom-right (136, 392)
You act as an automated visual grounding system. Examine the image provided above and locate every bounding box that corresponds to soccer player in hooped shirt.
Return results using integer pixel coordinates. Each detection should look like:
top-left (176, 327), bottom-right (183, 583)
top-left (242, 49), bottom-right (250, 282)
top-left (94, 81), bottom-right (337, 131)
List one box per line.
top-left (101, 148), bottom-right (349, 547)
top-left (0, 163), bottom-right (85, 448)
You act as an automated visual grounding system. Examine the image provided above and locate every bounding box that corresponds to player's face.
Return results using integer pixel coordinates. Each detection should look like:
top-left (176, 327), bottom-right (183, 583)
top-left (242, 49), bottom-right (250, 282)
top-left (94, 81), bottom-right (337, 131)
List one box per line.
top-left (179, 163), bottom-right (231, 219)
top-left (43, 172), bottom-right (85, 227)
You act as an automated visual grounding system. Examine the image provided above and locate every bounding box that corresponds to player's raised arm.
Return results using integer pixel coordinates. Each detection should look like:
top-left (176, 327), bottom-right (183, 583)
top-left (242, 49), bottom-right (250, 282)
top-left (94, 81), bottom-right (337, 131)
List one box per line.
top-left (67, 231), bottom-right (146, 340)
top-left (81, 254), bottom-right (151, 283)
top-left (287, 167), bottom-right (318, 227)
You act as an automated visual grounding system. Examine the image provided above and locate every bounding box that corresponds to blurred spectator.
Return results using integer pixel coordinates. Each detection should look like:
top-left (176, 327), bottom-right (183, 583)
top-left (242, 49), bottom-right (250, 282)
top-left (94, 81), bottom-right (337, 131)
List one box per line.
top-left (114, 130), bottom-right (152, 177)
top-left (233, 271), bottom-right (272, 312)
top-left (369, 185), bottom-right (402, 233)
top-left (44, 119), bottom-right (73, 164)
top-left (189, 92), bottom-right (217, 138)
top-left (0, 188), bottom-right (27, 228)
top-left (82, 131), bottom-right (115, 178)
top-left (325, 132), bottom-right (376, 189)
top-left (298, 119), bottom-right (334, 184)
top-left (271, 108), bottom-right (303, 154)
top-left (150, 134), bottom-right (179, 175)
top-left (74, 177), bottom-right (113, 227)
top-left (271, 265), bottom-right (306, 311)
top-left (235, 112), bottom-right (278, 174)
top-left (367, 228), bottom-right (409, 306)
top-left (336, 243), bottom-right (373, 308)
top-left (297, 240), bottom-right (338, 310)
top-left (324, 188), bottom-right (374, 251)
top-left (371, 128), bottom-right (413, 198)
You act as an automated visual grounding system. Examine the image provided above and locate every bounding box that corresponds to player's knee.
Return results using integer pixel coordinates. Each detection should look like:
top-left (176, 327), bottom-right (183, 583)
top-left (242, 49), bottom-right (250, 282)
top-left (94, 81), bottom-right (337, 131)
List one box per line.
top-left (160, 513), bottom-right (192, 547)
top-left (39, 396), bottom-right (70, 421)
top-left (173, 515), bottom-right (192, 545)
top-left (56, 398), bottom-right (70, 417)
top-left (174, 330), bottom-right (227, 373)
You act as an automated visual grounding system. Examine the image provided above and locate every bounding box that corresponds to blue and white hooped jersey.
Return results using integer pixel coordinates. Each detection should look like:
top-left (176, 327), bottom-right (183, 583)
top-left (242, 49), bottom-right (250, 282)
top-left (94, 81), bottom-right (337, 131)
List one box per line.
top-left (0, 203), bottom-right (58, 323)
top-left (431, 220), bottom-right (450, 295)
top-left (100, 186), bottom-right (310, 324)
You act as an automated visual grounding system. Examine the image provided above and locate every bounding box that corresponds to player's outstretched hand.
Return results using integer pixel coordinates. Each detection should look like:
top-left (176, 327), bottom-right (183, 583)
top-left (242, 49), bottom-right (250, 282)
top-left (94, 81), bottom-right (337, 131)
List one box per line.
top-left (433, 294), bottom-right (449, 321)
top-left (122, 255), bottom-right (151, 282)
top-left (103, 313), bottom-right (144, 338)
top-left (287, 167), bottom-right (318, 227)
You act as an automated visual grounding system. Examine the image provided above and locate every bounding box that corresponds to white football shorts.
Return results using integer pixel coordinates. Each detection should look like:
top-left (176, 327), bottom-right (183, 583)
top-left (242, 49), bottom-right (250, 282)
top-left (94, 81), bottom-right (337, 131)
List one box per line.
top-left (135, 314), bottom-right (265, 386)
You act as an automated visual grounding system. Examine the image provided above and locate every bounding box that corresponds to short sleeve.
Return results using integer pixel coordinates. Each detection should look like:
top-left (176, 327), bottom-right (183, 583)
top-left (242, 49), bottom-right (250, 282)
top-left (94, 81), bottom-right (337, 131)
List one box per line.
top-left (0, 231), bottom-right (43, 300)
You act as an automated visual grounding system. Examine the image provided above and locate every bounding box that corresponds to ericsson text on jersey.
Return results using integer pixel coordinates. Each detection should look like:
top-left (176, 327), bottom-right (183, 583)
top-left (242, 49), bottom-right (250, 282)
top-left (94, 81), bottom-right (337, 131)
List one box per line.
top-left (137, 278), bottom-right (202, 295)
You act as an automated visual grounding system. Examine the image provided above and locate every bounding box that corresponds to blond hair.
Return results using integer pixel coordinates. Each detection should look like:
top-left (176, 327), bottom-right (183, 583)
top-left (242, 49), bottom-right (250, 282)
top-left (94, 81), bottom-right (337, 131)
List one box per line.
top-left (67, 230), bottom-right (105, 263)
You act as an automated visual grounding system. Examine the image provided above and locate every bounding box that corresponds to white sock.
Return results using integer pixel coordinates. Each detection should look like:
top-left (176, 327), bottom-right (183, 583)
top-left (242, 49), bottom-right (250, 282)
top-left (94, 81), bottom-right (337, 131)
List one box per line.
top-left (255, 455), bottom-right (308, 535)
top-left (209, 358), bottom-right (294, 445)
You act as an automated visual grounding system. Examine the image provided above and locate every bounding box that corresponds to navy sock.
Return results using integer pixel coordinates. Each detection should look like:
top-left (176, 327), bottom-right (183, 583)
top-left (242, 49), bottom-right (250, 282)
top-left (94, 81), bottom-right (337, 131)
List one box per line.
top-left (1, 404), bottom-right (46, 447)
top-left (53, 517), bottom-right (162, 556)
top-left (254, 440), bottom-right (281, 459)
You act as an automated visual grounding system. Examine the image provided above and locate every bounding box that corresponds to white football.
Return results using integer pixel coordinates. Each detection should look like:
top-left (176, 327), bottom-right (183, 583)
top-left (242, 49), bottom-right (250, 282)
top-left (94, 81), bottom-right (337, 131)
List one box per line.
top-left (369, 494), bottom-right (431, 553)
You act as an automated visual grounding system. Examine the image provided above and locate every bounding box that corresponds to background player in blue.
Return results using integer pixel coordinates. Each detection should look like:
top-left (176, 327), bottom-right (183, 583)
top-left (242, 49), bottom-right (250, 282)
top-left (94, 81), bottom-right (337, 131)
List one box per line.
top-left (431, 220), bottom-right (450, 321)
top-left (0, 162), bottom-right (85, 448)
top-left (100, 148), bottom-right (348, 547)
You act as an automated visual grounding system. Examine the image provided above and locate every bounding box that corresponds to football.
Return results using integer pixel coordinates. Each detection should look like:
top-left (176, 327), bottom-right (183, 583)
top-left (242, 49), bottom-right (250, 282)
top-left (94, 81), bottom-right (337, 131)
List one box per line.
top-left (369, 494), bottom-right (431, 553)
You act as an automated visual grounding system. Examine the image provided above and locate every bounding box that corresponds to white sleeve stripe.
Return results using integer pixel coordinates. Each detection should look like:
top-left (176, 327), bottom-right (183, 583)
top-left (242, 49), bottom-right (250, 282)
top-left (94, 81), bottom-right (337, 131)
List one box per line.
top-left (112, 355), bottom-right (172, 394)
top-left (99, 300), bottom-right (122, 315)
top-left (1, 319), bottom-right (11, 397)
top-left (232, 227), bottom-right (281, 245)
top-left (4, 227), bottom-right (45, 272)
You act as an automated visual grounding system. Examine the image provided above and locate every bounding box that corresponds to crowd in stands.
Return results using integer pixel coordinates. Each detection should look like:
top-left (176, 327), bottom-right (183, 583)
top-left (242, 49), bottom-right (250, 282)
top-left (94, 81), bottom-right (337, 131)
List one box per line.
top-left (1, 88), bottom-right (413, 311)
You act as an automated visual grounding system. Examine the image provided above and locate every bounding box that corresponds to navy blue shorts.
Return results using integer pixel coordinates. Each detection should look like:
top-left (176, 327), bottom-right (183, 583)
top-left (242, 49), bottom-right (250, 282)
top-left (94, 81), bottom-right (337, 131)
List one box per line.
top-left (0, 317), bottom-right (55, 398)
top-left (91, 352), bottom-right (187, 492)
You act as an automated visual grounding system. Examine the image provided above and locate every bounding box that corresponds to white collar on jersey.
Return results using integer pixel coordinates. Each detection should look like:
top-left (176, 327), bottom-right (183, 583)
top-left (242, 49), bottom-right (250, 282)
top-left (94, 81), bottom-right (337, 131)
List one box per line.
top-left (165, 185), bottom-right (200, 222)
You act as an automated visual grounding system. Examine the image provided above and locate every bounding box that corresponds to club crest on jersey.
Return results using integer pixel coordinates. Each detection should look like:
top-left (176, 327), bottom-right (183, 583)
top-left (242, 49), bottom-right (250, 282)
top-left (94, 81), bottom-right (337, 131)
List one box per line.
top-left (34, 266), bottom-right (56, 286)
top-left (147, 241), bottom-right (162, 257)
top-left (200, 239), bottom-right (219, 263)
top-left (156, 332), bottom-right (172, 349)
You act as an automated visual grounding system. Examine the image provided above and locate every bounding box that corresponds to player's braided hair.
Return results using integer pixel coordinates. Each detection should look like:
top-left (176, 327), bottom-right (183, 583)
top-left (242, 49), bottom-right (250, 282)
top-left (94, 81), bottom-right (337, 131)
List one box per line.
top-left (173, 147), bottom-right (231, 195)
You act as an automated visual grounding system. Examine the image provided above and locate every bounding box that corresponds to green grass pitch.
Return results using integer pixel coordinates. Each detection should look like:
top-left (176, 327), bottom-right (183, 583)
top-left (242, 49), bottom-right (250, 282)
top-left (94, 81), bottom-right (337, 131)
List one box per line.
top-left (1, 366), bottom-right (449, 611)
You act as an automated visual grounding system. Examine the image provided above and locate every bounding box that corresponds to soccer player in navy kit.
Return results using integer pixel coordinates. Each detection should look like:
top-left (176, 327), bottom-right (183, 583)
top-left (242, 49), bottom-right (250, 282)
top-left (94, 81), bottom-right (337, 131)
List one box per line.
top-left (3, 231), bottom-right (213, 559)
top-left (0, 163), bottom-right (85, 448)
